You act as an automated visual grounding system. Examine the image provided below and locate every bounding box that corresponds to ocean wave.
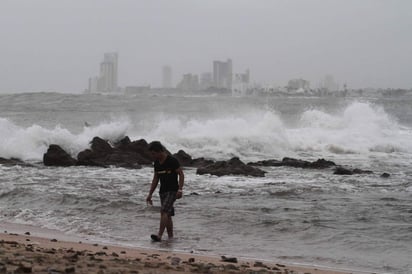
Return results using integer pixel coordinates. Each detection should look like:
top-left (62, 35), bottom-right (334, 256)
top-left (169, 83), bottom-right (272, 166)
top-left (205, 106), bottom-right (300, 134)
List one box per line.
top-left (1, 100), bottom-right (412, 163)
top-left (0, 117), bottom-right (130, 161)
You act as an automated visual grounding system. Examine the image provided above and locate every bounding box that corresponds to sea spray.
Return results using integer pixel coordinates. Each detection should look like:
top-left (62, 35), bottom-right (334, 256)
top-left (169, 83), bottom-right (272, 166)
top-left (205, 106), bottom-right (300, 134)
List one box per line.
top-left (1, 101), bottom-right (412, 163)
top-left (135, 110), bottom-right (291, 161)
top-left (0, 117), bottom-right (131, 161)
top-left (289, 101), bottom-right (411, 157)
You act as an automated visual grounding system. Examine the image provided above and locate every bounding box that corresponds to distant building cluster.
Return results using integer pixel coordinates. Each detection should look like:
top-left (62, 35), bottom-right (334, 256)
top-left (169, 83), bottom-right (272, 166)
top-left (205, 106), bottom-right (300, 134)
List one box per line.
top-left (83, 52), bottom-right (409, 97)
top-left (86, 53), bottom-right (119, 93)
top-left (177, 58), bottom-right (240, 92)
top-left (85, 53), bottom-right (251, 94)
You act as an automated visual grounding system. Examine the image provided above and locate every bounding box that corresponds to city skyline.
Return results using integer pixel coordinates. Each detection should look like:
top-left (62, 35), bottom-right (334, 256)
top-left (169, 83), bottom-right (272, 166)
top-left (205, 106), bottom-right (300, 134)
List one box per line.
top-left (1, 1), bottom-right (412, 93)
top-left (83, 53), bottom-right (349, 94)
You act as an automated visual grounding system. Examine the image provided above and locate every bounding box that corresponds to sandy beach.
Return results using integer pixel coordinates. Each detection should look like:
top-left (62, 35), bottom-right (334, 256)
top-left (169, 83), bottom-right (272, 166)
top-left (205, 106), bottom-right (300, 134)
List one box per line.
top-left (0, 224), bottom-right (367, 274)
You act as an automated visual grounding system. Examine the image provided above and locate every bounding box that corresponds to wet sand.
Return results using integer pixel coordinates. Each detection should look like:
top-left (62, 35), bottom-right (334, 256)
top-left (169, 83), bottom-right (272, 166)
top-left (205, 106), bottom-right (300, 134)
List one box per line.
top-left (0, 228), bottom-right (366, 274)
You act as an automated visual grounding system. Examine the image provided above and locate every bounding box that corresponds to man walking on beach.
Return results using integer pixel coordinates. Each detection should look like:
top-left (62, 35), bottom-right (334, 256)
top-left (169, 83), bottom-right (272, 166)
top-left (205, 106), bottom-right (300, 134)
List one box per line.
top-left (146, 141), bottom-right (184, 242)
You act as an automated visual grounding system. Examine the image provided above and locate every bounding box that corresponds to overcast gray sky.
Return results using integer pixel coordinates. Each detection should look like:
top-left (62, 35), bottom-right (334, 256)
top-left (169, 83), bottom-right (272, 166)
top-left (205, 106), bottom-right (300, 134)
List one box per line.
top-left (1, 0), bottom-right (411, 93)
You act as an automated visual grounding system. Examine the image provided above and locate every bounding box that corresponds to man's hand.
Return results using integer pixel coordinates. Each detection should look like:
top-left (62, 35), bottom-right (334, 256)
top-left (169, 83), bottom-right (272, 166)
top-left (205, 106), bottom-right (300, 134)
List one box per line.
top-left (146, 194), bottom-right (153, 205)
top-left (176, 190), bottom-right (183, 199)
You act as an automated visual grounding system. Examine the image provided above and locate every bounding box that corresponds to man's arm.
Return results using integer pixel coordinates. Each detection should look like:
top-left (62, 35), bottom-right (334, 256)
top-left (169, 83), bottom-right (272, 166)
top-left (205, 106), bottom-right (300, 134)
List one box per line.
top-left (176, 167), bottom-right (184, 199)
top-left (146, 174), bottom-right (159, 205)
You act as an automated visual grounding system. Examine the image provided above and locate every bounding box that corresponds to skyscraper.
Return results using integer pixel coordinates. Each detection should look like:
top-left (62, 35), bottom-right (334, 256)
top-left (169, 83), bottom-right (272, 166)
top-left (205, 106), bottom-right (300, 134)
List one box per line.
top-left (162, 66), bottom-right (172, 88)
top-left (99, 52), bottom-right (118, 92)
top-left (213, 59), bottom-right (232, 90)
top-left (88, 52), bottom-right (119, 93)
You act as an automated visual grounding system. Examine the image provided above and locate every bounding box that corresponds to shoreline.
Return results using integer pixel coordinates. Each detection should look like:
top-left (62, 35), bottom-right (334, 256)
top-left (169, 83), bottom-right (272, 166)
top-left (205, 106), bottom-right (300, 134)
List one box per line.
top-left (0, 223), bottom-right (373, 274)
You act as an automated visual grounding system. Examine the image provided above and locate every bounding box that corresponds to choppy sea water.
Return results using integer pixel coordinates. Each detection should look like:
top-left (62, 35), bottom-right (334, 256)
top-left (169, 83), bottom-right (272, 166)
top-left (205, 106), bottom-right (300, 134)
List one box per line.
top-left (0, 92), bottom-right (411, 273)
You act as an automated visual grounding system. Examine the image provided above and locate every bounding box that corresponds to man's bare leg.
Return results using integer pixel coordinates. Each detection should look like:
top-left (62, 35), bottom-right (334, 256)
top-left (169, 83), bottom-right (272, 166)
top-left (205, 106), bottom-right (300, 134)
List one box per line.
top-left (156, 212), bottom-right (169, 240)
top-left (166, 216), bottom-right (173, 239)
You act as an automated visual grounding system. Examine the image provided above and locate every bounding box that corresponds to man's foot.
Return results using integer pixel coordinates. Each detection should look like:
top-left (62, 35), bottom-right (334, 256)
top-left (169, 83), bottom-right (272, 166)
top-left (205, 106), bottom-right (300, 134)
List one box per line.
top-left (150, 234), bottom-right (161, 242)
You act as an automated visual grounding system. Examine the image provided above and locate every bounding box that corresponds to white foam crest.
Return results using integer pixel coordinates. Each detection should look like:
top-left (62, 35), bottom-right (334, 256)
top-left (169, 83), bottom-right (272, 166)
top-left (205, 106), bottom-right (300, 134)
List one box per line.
top-left (141, 111), bottom-right (291, 161)
top-left (289, 102), bottom-right (412, 156)
top-left (0, 117), bottom-right (131, 161)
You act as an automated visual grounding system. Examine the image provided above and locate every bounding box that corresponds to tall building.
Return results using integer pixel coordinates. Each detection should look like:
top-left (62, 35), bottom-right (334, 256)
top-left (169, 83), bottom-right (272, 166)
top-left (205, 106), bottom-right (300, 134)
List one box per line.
top-left (162, 66), bottom-right (172, 88)
top-left (87, 52), bottom-right (118, 93)
top-left (100, 52), bottom-right (118, 92)
top-left (213, 59), bottom-right (232, 90)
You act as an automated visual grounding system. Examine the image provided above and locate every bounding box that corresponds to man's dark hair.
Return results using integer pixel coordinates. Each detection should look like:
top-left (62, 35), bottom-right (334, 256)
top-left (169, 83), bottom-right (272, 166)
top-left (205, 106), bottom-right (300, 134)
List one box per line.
top-left (148, 141), bottom-right (165, 152)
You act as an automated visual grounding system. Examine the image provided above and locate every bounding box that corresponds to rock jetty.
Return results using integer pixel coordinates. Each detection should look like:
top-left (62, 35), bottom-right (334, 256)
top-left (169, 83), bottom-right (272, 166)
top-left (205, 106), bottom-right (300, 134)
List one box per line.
top-left (0, 136), bottom-right (390, 178)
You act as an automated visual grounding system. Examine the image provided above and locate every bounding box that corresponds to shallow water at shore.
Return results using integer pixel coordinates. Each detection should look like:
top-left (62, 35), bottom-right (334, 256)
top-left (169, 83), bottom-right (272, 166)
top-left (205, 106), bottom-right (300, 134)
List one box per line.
top-left (1, 163), bottom-right (411, 273)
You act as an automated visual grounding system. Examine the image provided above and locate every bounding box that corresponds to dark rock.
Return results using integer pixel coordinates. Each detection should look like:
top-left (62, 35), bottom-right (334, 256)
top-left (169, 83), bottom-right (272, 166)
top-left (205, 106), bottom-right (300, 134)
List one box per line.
top-left (307, 158), bottom-right (336, 168)
top-left (353, 168), bottom-right (373, 174)
top-left (249, 157), bottom-right (336, 169)
top-left (0, 157), bottom-right (34, 167)
top-left (77, 137), bottom-right (147, 168)
top-left (119, 136), bottom-right (153, 165)
top-left (191, 157), bottom-right (215, 168)
top-left (173, 150), bottom-right (193, 166)
top-left (334, 167), bottom-right (373, 175)
top-left (114, 136), bottom-right (131, 148)
top-left (282, 157), bottom-right (336, 169)
top-left (91, 137), bottom-right (113, 153)
top-left (43, 145), bottom-right (77, 166)
top-left (104, 152), bottom-right (142, 169)
top-left (76, 149), bottom-right (107, 167)
top-left (248, 159), bottom-right (283, 166)
top-left (334, 167), bottom-right (353, 175)
top-left (281, 157), bottom-right (310, 168)
top-left (173, 150), bottom-right (215, 168)
top-left (197, 157), bottom-right (265, 177)
top-left (221, 256), bottom-right (238, 263)
top-left (380, 172), bottom-right (390, 178)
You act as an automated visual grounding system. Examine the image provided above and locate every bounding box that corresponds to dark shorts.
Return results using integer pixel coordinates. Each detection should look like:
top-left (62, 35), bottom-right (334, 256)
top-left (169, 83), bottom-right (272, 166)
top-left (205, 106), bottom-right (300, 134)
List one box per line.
top-left (159, 191), bottom-right (177, 216)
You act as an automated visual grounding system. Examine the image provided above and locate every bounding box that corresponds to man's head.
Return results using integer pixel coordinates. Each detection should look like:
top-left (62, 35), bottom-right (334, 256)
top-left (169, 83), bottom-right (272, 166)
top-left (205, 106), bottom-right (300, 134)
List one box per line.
top-left (148, 141), bottom-right (166, 160)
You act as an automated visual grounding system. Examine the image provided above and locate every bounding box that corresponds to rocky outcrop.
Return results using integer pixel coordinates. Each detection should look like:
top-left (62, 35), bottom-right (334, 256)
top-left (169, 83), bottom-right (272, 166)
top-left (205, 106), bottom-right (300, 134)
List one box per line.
top-left (114, 138), bottom-right (153, 164)
top-left (0, 157), bottom-right (35, 167)
top-left (249, 157), bottom-right (336, 169)
top-left (196, 157), bottom-right (265, 177)
top-left (76, 137), bottom-right (146, 168)
top-left (173, 150), bottom-right (214, 168)
top-left (43, 145), bottom-right (77, 166)
top-left (333, 167), bottom-right (373, 175)
top-left (40, 136), bottom-right (383, 178)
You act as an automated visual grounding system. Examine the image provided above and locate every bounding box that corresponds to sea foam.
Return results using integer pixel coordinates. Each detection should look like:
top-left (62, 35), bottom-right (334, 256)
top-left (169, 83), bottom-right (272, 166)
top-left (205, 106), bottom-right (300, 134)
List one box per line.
top-left (0, 117), bottom-right (130, 161)
top-left (1, 101), bottom-right (411, 162)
